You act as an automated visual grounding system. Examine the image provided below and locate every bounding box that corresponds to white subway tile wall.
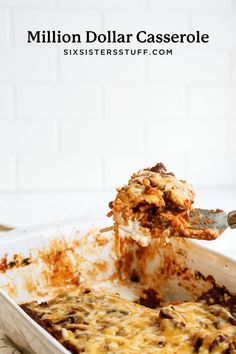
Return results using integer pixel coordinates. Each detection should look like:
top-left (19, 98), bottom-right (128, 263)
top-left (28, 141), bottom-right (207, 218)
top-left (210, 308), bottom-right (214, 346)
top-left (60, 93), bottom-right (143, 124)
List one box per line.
top-left (18, 157), bottom-right (102, 190)
top-left (59, 0), bottom-right (147, 10)
top-left (16, 85), bottom-right (101, 119)
top-left (105, 85), bottom-right (187, 120)
top-left (59, 56), bottom-right (146, 84)
top-left (104, 13), bottom-right (190, 33)
top-left (0, 1), bottom-right (56, 8)
top-left (0, 121), bottom-right (58, 155)
top-left (0, 0), bottom-right (235, 226)
top-left (148, 50), bottom-right (230, 83)
top-left (191, 14), bottom-right (236, 48)
top-left (0, 48), bottom-right (57, 82)
top-left (148, 0), bottom-right (232, 12)
top-left (189, 86), bottom-right (236, 120)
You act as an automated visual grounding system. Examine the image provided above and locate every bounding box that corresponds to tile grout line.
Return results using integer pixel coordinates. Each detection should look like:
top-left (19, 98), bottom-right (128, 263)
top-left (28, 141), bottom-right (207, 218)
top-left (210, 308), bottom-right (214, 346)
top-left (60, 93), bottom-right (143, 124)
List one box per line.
top-left (55, 47), bottom-right (61, 84)
top-left (144, 51), bottom-right (149, 84)
top-left (12, 84), bottom-right (17, 120)
top-left (145, 0), bottom-right (150, 11)
top-left (8, 8), bottom-right (14, 46)
top-left (188, 12), bottom-right (192, 32)
top-left (100, 85), bottom-right (106, 120)
top-left (55, 0), bottom-right (60, 9)
top-left (14, 157), bottom-right (20, 191)
top-left (183, 153), bottom-right (189, 181)
top-left (56, 121), bottom-right (62, 156)
top-left (185, 84), bottom-right (191, 121)
top-left (7, 8), bottom-right (18, 122)
top-left (101, 155), bottom-right (106, 189)
top-left (99, 10), bottom-right (106, 122)
top-left (143, 119), bottom-right (148, 155)
top-left (5, 9), bottom-right (11, 48)
top-left (229, 48), bottom-right (234, 85)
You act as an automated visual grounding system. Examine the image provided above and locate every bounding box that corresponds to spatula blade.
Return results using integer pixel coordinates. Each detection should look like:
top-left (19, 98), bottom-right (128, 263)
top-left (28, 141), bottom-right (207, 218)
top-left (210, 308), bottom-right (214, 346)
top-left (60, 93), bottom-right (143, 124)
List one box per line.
top-left (190, 208), bottom-right (228, 235)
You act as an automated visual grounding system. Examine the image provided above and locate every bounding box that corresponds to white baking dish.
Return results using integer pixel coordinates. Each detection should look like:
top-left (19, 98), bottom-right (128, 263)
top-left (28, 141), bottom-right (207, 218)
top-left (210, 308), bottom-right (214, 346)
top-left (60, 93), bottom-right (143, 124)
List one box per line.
top-left (0, 218), bottom-right (236, 354)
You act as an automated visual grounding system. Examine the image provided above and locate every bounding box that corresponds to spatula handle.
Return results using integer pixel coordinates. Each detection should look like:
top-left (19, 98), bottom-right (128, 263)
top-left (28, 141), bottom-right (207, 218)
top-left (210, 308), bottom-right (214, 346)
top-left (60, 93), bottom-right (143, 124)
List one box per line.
top-left (228, 210), bottom-right (236, 229)
top-left (0, 224), bottom-right (15, 231)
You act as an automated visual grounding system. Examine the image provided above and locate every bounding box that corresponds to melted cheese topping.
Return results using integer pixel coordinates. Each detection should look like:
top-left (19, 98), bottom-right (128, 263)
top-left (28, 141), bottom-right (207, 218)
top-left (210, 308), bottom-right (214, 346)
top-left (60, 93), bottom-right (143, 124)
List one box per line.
top-left (130, 169), bottom-right (195, 209)
top-left (22, 290), bottom-right (236, 354)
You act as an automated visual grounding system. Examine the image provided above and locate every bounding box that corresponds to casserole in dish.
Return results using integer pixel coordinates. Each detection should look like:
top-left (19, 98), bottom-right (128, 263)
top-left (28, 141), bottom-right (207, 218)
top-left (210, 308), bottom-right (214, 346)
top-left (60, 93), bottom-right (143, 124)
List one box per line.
top-left (0, 219), bottom-right (235, 353)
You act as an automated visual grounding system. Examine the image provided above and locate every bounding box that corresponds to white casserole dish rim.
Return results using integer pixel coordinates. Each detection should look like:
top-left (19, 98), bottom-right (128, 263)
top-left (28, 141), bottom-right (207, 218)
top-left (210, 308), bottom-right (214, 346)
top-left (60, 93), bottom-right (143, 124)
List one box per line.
top-left (0, 288), bottom-right (69, 354)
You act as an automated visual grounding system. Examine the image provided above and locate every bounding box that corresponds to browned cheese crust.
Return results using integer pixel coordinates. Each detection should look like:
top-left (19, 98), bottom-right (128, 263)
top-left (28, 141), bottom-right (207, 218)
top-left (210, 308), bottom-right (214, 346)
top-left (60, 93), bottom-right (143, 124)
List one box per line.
top-left (20, 287), bottom-right (236, 354)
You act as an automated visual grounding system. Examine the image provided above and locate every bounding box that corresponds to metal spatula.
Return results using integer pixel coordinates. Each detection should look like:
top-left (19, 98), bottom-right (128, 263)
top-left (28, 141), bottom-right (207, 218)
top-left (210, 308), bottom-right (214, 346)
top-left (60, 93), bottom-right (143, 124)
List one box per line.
top-left (189, 208), bottom-right (236, 239)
